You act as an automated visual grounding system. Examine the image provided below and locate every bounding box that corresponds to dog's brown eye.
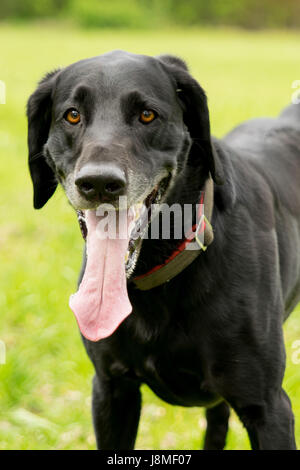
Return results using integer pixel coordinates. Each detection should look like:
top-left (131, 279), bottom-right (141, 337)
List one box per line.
top-left (65, 108), bottom-right (81, 125)
top-left (139, 110), bottom-right (156, 124)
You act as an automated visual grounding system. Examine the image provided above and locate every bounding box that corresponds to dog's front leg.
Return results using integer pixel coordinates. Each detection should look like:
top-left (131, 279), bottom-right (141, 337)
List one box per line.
top-left (203, 401), bottom-right (230, 450)
top-left (231, 388), bottom-right (296, 450)
top-left (91, 373), bottom-right (141, 450)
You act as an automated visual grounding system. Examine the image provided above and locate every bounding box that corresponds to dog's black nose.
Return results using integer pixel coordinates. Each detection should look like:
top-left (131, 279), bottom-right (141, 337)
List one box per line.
top-left (75, 164), bottom-right (127, 201)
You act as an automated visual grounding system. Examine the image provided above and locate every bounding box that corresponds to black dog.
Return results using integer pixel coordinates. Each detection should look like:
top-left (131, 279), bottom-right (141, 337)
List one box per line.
top-left (27, 51), bottom-right (300, 450)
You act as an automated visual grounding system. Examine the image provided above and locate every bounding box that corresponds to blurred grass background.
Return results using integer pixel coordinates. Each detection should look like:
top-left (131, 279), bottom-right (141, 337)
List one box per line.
top-left (0, 0), bottom-right (300, 450)
top-left (1, 0), bottom-right (300, 29)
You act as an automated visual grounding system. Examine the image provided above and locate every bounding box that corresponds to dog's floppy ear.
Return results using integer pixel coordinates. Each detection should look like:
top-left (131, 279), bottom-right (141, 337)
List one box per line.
top-left (157, 55), bottom-right (224, 184)
top-left (27, 69), bottom-right (61, 209)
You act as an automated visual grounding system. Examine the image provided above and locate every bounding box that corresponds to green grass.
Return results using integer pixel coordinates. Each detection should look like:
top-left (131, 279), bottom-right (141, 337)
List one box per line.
top-left (0, 23), bottom-right (299, 450)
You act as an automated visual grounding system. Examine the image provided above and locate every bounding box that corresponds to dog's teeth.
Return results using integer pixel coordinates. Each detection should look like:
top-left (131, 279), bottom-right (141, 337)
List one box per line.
top-left (132, 202), bottom-right (144, 221)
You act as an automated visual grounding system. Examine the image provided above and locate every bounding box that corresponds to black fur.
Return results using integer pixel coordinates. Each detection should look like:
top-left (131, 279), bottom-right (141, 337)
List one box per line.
top-left (27, 51), bottom-right (300, 450)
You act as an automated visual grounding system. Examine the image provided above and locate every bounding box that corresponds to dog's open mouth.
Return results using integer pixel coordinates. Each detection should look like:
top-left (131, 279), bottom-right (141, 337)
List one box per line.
top-left (77, 174), bottom-right (171, 276)
top-left (69, 175), bottom-right (171, 342)
top-left (125, 174), bottom-right (171, 276)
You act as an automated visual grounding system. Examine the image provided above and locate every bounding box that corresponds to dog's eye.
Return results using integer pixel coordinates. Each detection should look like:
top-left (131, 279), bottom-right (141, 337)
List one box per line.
top-left (64, 108), bottom-right (81, 125)
top-left (139, 110), bottom-right (156, 124)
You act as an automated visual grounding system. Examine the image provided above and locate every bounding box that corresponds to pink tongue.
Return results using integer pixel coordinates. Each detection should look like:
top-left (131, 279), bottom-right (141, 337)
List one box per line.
top-left (69, 209), bottom-right (132, 342)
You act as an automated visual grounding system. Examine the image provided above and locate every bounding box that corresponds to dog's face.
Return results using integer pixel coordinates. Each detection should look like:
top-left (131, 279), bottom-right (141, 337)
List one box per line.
top-left (41, 52), bottom-right (190, 211)
top-left (27, 50), bottom-right (223, 213)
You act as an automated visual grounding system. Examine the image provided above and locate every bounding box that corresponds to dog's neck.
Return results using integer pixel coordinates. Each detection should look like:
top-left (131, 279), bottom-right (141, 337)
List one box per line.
top-left (131, 165), bottom-right (213, 283)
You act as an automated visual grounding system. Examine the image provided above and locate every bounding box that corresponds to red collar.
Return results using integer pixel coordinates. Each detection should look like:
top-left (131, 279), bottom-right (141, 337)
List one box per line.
top-left (133, 177), bottom-right (214, 290)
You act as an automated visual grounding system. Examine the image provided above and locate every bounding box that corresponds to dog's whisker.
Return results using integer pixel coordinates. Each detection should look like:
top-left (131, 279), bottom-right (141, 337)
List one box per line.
top-left (29, 151), bottom-right (44, 162)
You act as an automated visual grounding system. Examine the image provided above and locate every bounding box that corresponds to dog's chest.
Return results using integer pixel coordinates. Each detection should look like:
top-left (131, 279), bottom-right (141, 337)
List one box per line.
top-left (114, 290), bottom-right (221, 407)
top-left (135, 351), bottom-right (219, 407)
top-left (117, 327), bottom-right (220, 408)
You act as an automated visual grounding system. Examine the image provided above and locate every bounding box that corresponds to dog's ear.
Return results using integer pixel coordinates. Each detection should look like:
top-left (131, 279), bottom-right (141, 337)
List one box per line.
top-left (157, 55), bottom-right (224, 184)
top-left (27, 69), bottom-right (61, 209)
top-left (157, 54), bottom-right (190, 72)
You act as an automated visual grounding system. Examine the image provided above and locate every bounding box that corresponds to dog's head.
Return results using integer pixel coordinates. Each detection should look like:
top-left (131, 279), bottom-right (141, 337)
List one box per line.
top-left (27, 50), bottom-right (223, 211)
